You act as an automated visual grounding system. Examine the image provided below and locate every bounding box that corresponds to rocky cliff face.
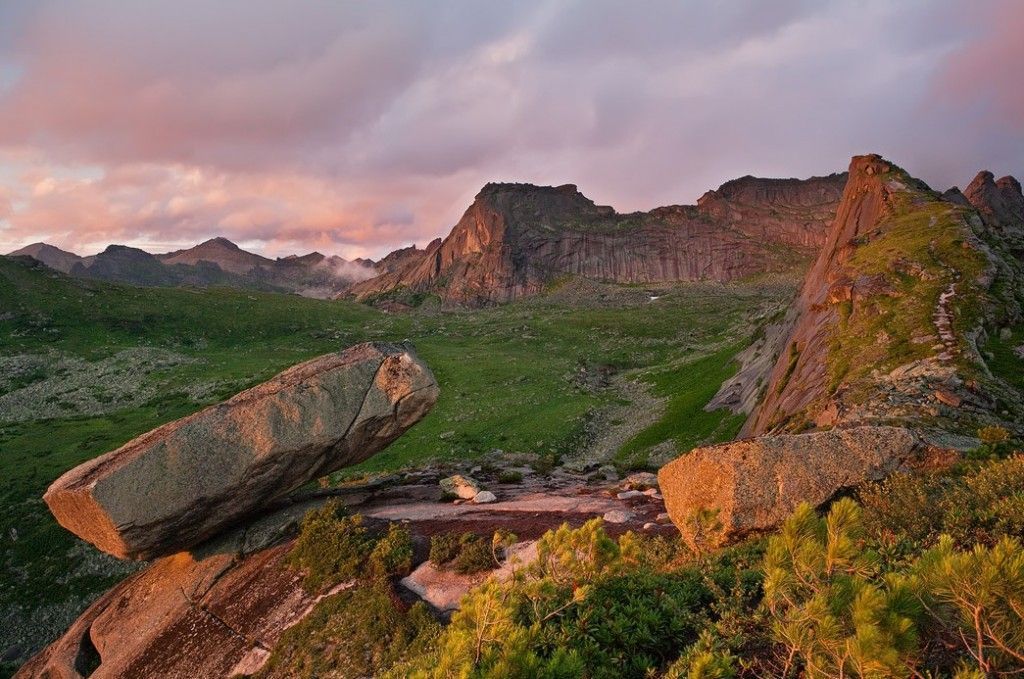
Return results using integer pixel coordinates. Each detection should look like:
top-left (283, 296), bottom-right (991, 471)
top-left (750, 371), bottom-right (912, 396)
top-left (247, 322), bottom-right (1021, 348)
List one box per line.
top-left (348, 174), bottom-right (847, 306)
top-left (743, 155), bottom-right (1024, 437)
top-left (963, 171), bottom-right (1024, 248)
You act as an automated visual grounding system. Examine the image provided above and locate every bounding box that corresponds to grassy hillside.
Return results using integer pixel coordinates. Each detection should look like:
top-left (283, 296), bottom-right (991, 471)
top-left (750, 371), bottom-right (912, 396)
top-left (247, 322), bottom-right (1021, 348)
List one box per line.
top-left (0, 257), bottom-right (784, 671)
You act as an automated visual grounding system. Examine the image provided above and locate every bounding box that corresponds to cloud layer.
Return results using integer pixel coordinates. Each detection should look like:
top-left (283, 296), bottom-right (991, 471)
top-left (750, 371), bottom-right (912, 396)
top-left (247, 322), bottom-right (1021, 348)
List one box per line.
top-left (1, 0), bottom-right (1022, 258)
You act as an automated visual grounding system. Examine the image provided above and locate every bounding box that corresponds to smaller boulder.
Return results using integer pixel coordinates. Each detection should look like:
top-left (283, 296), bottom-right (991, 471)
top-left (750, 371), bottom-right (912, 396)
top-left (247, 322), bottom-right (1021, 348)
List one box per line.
top-left (473, 490), bottom-right (497, 504)
top-left (603, 509), bottom-right (635, 524)
top-left (658, 426), bottom-right (937, 549)
top-left (440, 475), bottom-right (481, 500)
top-left (620, 471), bottom-right (658, 490)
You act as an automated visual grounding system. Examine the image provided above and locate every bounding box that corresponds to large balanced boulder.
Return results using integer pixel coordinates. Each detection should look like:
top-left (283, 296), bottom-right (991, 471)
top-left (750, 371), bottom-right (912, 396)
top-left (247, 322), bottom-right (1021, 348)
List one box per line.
top-left (658, 426), bottom-right (935, 548)
top-left (43, 342), bottom-right (438, 560)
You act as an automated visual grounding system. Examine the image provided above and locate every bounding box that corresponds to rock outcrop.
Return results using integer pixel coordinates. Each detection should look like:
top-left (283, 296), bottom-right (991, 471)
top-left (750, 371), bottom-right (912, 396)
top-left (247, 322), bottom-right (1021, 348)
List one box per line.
top-left (964, 170), bottom-right (1024, 237)
top-left (658, 426), bottom-right (936, 548)
top-left (665, 154), bottom-right (1024, 547)
top-left (15, 505), bottom-right (329, 679)
top-left (43, 342), bottom-right (438, 560)
top-left (348, 174), bottom-right (846, 305)
top-left (742, 155), bottom-right (1019, 436)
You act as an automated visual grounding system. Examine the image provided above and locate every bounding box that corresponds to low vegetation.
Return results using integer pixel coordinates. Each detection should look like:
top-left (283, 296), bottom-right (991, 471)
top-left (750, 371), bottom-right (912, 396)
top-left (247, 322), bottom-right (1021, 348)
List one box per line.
top-left (254, 585), bottom-right (440, 679)
top-left (428, 532), bottom-right (504, 574)
top-left (266, 450), bottom-right (1024, 678)
top-left (286, 501), bottom-right (413, 591)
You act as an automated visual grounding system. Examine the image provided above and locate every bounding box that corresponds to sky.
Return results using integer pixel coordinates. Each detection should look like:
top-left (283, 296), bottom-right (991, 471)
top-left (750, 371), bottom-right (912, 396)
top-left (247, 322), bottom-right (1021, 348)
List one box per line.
top-left (0, 0), bottom-right (1022, 260)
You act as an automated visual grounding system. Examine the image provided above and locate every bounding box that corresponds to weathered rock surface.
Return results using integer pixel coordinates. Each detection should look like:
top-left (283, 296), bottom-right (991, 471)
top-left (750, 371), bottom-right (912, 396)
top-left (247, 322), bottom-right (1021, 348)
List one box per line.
top-left (14, 542), bottom-right (320, 679)
top-left (43, 342), bottom-right (439, 560)
top-left (964, 170), bottom-right (1024, 237)
top-left (399, 540), bottom-right (538, 613)
top-left (658, 426), bottom-right (930, 547)
top-left (473, 490), bottom-right (497, 504)
top-left (348, 174), bottom-right (846, 305)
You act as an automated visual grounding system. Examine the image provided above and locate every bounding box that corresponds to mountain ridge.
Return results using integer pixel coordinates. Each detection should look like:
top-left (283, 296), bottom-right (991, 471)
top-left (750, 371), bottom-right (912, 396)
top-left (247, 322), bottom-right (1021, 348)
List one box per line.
top-left (5, 237), bottom-right (376, 298)
top-left (348, 172), bottom-right (848, 305)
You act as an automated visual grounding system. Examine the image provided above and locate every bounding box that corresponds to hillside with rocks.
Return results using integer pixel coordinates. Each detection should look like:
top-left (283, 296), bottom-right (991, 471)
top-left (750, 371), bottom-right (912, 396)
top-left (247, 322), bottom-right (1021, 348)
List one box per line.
top-left (740, 155), bottom-right (1024, 438)
top-left (348, 174), bottom-right (846, 306)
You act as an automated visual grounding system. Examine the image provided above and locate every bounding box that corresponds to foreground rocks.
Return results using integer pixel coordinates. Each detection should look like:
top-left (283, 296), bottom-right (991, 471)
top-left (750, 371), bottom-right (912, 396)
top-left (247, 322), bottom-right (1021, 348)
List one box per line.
top-left (658, 426), bottom-right (946, 548)
top-left (43, 342), bottom-right (439, 560)
top-left (16, 537), bottom-right (323, 678)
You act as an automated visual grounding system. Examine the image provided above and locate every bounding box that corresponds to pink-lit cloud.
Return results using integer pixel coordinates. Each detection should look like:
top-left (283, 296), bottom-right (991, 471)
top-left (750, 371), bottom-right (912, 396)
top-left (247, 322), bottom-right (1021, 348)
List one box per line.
top-left (0, 0), bottom-right (1022, 259)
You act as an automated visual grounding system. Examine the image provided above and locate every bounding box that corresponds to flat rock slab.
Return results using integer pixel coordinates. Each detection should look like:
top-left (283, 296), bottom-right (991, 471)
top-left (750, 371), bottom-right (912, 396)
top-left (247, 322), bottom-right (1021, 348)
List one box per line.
top-left (43, 342), bottom-right (439, 559)
top-left (364, 491), bottom-right (621, 522)
top-left (658, 426), bottom-right (927, 548)
top-left (400, 541), bottom-right (538, 613)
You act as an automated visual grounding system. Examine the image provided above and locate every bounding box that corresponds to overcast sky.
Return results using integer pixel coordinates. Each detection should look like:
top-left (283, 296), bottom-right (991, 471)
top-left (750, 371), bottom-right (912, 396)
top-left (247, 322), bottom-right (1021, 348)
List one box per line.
top-left (0, 0), bottom-right (1021, 259)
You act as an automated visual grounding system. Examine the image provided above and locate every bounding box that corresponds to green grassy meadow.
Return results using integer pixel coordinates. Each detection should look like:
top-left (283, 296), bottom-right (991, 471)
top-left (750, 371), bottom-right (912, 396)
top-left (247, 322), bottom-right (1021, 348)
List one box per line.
top-left (0, 257), bottom-right (784, 671)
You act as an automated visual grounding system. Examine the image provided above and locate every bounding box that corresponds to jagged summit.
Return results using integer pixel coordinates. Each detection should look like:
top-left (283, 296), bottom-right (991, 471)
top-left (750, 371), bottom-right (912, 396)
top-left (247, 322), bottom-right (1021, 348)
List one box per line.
top-left (739, 153), bottom-right (1023, 437)
top-left (964, 169), bottom-right (1024, 237)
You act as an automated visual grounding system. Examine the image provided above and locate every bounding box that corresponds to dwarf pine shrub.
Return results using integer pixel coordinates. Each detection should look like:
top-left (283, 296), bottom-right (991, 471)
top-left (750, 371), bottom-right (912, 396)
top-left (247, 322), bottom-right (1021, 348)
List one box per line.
top-left (763, 499), bottom-right (922, 677)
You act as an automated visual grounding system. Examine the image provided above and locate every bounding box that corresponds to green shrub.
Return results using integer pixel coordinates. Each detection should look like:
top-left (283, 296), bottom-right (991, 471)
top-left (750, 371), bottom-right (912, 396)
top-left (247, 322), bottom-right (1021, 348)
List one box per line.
top-left (287, 500), bottom-right (375, 592)
top-left (912, 535), bottom-right (1024, 674)
top-left (497, 469), bottom-right (523, 484)
top-left (451, 534), bottom-right (496, 574)
top-left (973, 425), bottom-right (1018, 459)
top-left (763, 499), bottom-right (922, 678)
top-left (546, 570), bottom-right (713, 678)
top-left (665, 630), bottom-right (738, 679)
top-left (368, 522), bottom-right (414, 580)
top-left (258, 584), bottom-right (440, 679)
top-left (429, 530), bottom-right (515, 575)
top-left (428, 533), bottom-right (461, 566)
top-left (396, 519), bottom-right (736, 678)
top-left (859, 456), bottom-right (1024, 550)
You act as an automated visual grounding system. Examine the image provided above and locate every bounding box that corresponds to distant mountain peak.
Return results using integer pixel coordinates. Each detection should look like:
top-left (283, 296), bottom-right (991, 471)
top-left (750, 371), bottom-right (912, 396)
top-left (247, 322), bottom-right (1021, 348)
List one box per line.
top-left (202, 236), bottom-right (241, 249)
top-left (5, 242), bottom-right (85, 274)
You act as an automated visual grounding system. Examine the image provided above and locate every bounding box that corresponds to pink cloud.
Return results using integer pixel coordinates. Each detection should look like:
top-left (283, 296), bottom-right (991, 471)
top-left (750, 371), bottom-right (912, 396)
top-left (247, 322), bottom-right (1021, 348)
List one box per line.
top-left (932, 0), bottom-right (1024, 131)
top-left (1, 1), bottom-right (1022, 259)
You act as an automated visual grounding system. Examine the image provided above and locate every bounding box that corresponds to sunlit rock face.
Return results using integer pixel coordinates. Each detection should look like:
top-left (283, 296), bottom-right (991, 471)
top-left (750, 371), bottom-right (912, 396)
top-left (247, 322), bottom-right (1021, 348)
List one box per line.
top-left (744, 154), bottom-right (1022, 437)
top-left (658, 426), bottom-right (935, 549)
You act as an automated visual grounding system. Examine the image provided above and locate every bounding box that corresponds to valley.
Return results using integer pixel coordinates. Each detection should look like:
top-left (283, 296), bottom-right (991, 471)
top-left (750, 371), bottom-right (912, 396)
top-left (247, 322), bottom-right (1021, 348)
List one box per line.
top-left (0, 256), bottom-right (783, 673)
